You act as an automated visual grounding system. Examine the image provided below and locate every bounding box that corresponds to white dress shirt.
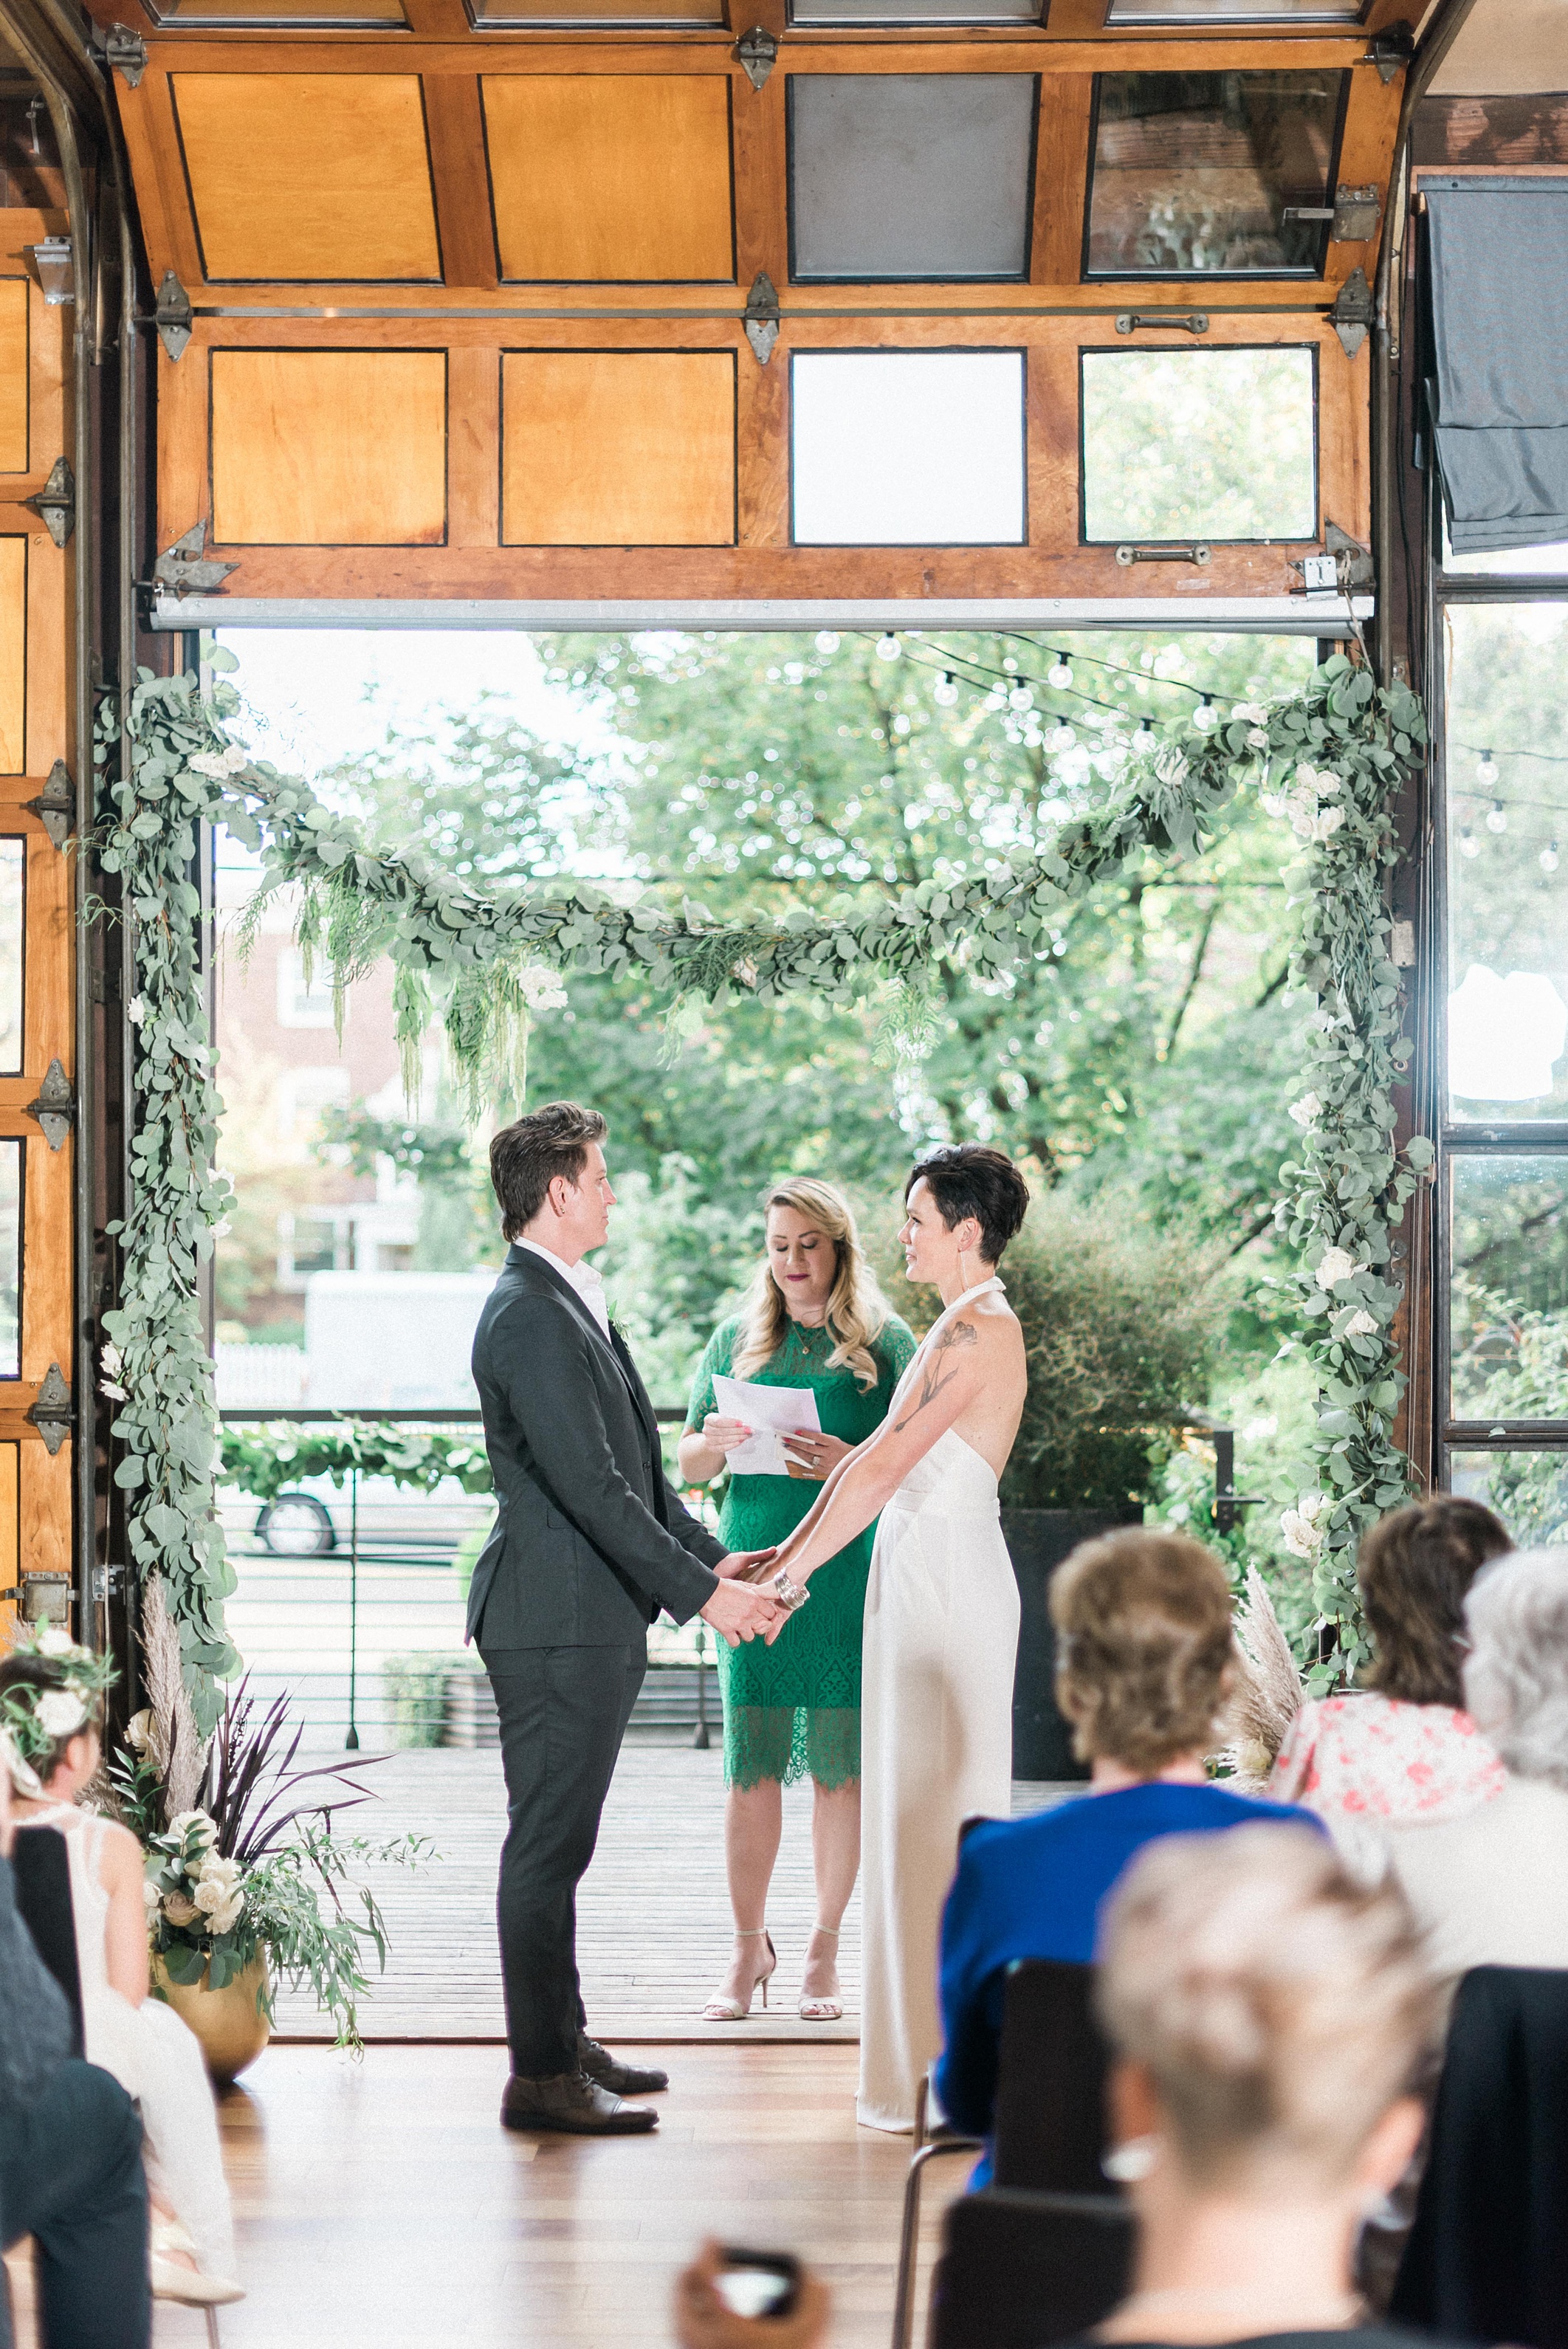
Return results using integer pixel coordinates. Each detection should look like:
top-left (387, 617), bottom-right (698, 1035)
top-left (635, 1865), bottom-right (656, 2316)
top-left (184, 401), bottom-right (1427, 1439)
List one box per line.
top-left (515, 1237), bottom-right (611, 1340)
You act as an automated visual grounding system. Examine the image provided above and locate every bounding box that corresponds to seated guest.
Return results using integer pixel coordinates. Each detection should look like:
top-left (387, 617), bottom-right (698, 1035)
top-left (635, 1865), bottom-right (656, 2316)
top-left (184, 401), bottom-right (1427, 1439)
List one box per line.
top-left (936, 1530), bottom-right (1321, 2181)
top-left (1269, 1498), bottom-right (1510, 1823)
top-left (0, 1737), bottom-right (151, 2349)
top-left (1076, 1823), bottom-right (1464, 2349)
top-left (1384, 1543), bottom-right (1568, 1978)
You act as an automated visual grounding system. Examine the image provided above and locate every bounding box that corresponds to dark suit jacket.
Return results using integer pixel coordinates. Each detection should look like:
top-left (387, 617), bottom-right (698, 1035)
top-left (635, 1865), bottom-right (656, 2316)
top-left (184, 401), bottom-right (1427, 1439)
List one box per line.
top-left (467, 1242), bottom-right (725, 1650)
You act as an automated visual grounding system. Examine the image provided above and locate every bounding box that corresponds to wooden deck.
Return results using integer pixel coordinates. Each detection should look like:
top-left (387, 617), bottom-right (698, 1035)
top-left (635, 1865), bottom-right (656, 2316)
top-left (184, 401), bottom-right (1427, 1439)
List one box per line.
top-left (275, 1747), bottom-right (1073, 2043)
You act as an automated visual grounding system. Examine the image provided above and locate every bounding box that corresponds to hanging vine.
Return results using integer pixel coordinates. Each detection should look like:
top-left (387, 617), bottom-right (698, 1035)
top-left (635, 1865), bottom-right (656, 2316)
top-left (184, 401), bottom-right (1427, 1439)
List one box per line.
top-left (97, 646), bottom-right (1426, 1715)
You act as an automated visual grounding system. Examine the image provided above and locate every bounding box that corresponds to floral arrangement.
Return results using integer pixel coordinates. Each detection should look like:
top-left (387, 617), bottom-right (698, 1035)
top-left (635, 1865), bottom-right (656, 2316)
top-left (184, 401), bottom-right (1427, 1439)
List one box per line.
top-left (95, 647), bottom-right (1426, 1702)
top-left (0, 1626), bottom-right (117, 1795)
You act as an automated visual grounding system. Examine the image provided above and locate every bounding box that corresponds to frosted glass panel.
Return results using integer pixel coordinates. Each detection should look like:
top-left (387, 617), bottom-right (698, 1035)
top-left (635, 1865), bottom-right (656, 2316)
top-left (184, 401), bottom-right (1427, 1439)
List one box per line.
top-left (1082, 347), bottom-right (1316, 543)
top-left (1445, 604), bottom-right (1568, 1121)
top-left (788, 78), bottom-right (1036, 281)
top-left (791, 352), bottom-right (1025, 546)
top-left (1451, 1157), bottom-right (1568, 1420)
top-left (0, 1139), bottom-right (19, 1380)
top-left (0, 837), bottom-right (22, 1079)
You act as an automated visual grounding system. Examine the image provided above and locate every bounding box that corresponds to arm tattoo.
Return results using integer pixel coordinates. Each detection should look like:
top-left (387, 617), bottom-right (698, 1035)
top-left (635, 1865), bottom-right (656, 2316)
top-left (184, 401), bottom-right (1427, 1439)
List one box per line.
top-left (893, 1318), bottom-right (978, 1433)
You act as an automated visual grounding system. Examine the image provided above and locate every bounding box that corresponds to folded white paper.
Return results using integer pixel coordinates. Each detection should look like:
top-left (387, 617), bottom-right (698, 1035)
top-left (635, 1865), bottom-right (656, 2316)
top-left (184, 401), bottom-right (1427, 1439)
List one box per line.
top-left (712, 1374), bottom-right (822, 1478)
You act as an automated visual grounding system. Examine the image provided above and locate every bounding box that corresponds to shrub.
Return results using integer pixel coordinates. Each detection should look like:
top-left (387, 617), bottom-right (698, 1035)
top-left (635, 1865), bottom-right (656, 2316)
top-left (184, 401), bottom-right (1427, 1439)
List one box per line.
top-left (869, 1190), bottom-right (1218, 1513)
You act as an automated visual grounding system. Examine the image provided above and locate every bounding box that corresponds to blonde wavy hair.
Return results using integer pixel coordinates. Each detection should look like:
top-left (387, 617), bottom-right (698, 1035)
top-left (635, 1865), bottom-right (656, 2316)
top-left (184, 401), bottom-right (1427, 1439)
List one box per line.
top-left (732, 1178), bottom-right (890, 1392)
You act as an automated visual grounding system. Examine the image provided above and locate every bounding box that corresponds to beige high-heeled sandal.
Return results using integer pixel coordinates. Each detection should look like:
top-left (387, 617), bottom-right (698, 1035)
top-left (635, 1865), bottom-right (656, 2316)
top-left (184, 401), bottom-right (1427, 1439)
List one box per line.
top-left (799, 1924), bottom-right (843, 2023)
top-left (702, 1927), bottom-right (777, 2020)
top-left (148, 2213), bottom-right (245, 2308)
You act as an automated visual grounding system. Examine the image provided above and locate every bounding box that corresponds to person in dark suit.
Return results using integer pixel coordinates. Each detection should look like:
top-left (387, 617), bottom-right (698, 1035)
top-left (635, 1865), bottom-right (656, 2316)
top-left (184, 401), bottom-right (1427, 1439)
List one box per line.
top-left (469, 1099), bottom-right (780, 2137)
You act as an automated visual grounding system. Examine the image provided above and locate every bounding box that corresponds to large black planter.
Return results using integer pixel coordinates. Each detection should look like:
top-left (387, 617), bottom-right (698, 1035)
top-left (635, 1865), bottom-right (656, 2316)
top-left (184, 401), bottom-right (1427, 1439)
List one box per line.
top-left (1003, 1506), bottom-right (1145, 1781)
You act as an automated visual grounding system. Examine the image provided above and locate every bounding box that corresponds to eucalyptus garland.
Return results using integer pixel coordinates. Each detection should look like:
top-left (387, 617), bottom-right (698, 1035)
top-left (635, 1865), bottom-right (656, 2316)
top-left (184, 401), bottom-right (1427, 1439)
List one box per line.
top-left (97, 646), bottom-right (1426, 1713)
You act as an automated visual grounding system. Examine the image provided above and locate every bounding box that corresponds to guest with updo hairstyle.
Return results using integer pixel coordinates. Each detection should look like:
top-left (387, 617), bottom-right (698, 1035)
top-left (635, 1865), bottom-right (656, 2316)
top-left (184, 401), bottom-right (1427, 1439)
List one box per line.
top-left (935, 1529), bottom-right (1322, 2184)
top-left (1270, 1497), bottom-right (1511, 1826)
top-left (1065, 1823), bottom-right (1461, 2349)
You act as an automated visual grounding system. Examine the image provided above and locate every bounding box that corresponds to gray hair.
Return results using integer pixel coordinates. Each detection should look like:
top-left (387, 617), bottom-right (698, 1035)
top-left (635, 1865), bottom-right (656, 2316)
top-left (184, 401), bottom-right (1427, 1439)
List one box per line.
top-left (1462, 1546), bottom-right (1568, 1789)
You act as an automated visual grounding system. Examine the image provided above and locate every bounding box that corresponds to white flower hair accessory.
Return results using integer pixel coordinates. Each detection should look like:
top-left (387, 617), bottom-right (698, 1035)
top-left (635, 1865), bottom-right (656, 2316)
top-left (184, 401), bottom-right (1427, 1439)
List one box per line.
top-left (0, 1626), bottom-right (117, 1792)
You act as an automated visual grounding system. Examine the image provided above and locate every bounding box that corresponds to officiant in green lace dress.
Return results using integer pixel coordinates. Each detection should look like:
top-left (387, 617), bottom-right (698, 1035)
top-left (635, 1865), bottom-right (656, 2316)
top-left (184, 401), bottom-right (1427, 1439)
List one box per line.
top-left (679, 1178), bottom-right (915, 2026)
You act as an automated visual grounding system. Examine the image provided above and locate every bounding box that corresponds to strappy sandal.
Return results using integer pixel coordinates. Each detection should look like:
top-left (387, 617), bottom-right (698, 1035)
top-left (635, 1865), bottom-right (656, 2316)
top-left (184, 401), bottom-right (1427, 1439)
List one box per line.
top-left (702, 1927), bottom-right (777, 2020)
top-left (149, 2214), bottom-right (245, 2307)
top-left (799, 1924), bottom-right (844, 2023)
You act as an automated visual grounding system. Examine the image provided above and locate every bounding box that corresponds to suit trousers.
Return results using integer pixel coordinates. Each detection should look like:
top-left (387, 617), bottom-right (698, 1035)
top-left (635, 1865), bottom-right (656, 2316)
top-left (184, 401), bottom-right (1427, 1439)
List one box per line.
top-left (483, 1642), bottom-right (647, 2080)
top-left (0, 2060), bottom-right (151, 2349)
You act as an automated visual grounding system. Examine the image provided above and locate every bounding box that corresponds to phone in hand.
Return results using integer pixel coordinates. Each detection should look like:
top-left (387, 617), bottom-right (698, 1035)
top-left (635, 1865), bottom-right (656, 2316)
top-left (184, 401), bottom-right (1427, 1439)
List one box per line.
top-left (712, 2249), bottom-right (802, 2321)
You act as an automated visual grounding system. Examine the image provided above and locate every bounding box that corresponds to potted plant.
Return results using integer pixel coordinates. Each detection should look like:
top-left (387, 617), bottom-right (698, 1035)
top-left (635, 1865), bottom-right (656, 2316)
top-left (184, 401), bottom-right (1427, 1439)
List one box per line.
top-left (111, 1578), bottom-right (427, 2082)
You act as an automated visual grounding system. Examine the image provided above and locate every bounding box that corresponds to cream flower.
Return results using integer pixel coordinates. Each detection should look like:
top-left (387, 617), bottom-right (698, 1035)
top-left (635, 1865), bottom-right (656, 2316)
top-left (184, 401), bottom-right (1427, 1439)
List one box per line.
top-left (1246, 727), bottom-right (1270, 752)
top-left (35, 1691), bottom-right (87, 1738)
top-left (162, 1891), bottom-right (201, 1927)
top-left (1231, 702), bottom-right (1269, 725)
top-left (518, 966), bottom-right (568, 1012)
top-left (1280, 1493), bottom-right (1331, 1559)
top-left (1287, 1092), bottom-right (1322, 1129)
top-left (198, 1852), bottom-right (241, 1888)
top-left (168, 1809), bottom-right (218, 1849)
top-left (207, 1892), bottom-right (245, 1936)
top-left (193, 1878), bottom-right (230, 1915)
top-left (33, 1627), bottom-right (78, 1659)
top-left (142, 1877), bottom-right (162, 1911)
top-left (1314, 1247), bottom-right (1361, 1290)
top-left (1344, 1310), bottom-right (1378, 1337)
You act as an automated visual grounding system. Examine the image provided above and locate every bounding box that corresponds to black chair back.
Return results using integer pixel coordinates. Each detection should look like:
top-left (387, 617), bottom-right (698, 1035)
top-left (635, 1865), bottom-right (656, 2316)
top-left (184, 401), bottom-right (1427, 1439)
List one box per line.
top-left (1392, 1963), bottom-right (1568, 2349)
top-left (929, 2188), bottom-right (1133, 2349)
top-left (12, 1825), bottom-right (84, 2054)
top-left (992, 1958), bottom-right (1110, 2193)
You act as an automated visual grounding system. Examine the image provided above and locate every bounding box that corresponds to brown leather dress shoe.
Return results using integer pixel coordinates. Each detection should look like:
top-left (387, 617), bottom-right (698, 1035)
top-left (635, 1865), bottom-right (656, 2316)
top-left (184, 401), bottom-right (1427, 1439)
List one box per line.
top-left (578, 2034), bottom-right (670, 2096)
top-left (501, 2069), bottom-right (658, 2135)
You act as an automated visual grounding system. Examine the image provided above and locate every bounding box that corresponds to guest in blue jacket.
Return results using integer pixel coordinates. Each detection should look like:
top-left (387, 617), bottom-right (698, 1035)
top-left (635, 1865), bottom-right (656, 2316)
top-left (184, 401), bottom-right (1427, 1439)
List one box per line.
top-left (935, 1527), bottom-right (1321, 2184)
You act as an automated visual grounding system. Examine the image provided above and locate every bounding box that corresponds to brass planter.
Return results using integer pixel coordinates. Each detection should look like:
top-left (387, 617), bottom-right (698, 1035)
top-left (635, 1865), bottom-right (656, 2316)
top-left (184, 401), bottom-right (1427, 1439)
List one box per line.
top-left (154, 1952), bottom-right (272, 2087)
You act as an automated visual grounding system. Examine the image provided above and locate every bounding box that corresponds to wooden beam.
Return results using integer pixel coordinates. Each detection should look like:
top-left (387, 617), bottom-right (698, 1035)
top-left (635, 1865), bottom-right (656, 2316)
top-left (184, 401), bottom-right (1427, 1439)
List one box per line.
top-left (128, 35), bottom-right (1378, 72)
top-left (1031, 74), bottom-right (1090, 287)
top-left (423, 73), bottom-right (500, 288)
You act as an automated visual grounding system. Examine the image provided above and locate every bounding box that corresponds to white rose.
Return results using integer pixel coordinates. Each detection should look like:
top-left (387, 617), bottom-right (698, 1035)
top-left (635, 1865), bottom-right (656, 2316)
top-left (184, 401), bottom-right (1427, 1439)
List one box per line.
top-left (186, 750), bottom-right (230, 778)
top-left (209, 1891), bottom-right (245, 1936)
top-left (193, 1879), bottom-right (228, 1914)
top-left (1279, 1509), bottom-right (1323, 1560)
top-left (125, 1707), bottom-right (152, 1753)
top-left (519, 966), bottom-right (568, 1012)
top-left (126, 996), bottom-right (145, 1028)
top-left (221, 744), bottom-right (250, 775)
top-left (168, 1810), bottom-right (218, 1849)
top-left (35, 1691), bottom-right (87, 1738)
top-left (1315, 1247), bottom-right (1359, 1290)
top-left (1313, 771), bottom-right (1341, 795)
top-left (1231, 702), bottom-right (1269, 725)
top-left (1344, 1310), bottom-right (1378, 1337)
top-left (1287, 1092), bottom-right (1321, 1129)
top-left (1260, 791), bottom-right (1287, 820)
top-left (142, 1878), bottom-right (162, 1911)
top-left (1153, 743), bottom-right (1189, 786)
top-left (199, 1852), bottom-right (241, 1888)
top-left (1310, 807), bottom-right (1345, 842)
top-left (33, 1627), bottom-right (77, 1659)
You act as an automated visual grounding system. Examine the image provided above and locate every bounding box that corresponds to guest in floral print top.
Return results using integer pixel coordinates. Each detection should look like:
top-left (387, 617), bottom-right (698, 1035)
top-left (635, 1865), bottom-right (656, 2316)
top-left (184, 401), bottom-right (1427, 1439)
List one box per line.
top-left (1270, 1498), bottom-right (1513, 1824)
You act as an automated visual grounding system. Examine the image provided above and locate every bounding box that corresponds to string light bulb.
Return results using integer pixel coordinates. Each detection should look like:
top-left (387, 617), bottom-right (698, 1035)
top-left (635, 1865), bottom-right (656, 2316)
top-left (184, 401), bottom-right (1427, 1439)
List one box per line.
top-left (1459, 828), bottom-right (1479, 859)
top-left (1544, 841), bottom-right (1561, 874)
top-left (1476, 749), bottom-right (1500, 788)
top-left (933, 672), bottom-right (959, 706)
top-left (1487, 801), bottom-right (1507, 834)
top-left (876, 632), bottom-right (901, 661)
top-left (1048, 653), bottom-right (1074, 689)
top-left (1008, 686), bottom-right (1034, 712)
top-left (815, 629), bottom-right (839, 656)
top-left (1131, 723), bottom-right (1155, 754)
top-left (1192, 696), bottom-right (1218, 733)
top-left (1047, 722), bottom-right (1076, 753)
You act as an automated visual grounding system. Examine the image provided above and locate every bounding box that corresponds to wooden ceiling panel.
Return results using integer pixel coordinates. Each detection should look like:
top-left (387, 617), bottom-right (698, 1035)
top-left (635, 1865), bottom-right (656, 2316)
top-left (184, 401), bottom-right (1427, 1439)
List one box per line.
top-left (171, 74), bottom-right (441, 279)
top-left (501, 348), bottom-right (735, 542)
top-left (211, 348), bottom-right (448, 540)
top-left (0, 284), bottom-right (28, 476)
top-left (483, 75), bottom-right (735, 283)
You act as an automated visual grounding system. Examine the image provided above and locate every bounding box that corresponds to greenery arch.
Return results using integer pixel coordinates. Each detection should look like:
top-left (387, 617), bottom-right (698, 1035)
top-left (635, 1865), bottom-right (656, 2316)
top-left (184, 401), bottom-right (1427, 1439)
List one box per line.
top-left (97, 647), bottom-right (1427, 1727)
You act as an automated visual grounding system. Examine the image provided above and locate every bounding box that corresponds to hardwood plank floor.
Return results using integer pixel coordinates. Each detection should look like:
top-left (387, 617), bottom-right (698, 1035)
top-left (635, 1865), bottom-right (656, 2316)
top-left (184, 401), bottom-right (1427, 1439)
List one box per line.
top-left (149, 2043), bottom-right (969, 2349)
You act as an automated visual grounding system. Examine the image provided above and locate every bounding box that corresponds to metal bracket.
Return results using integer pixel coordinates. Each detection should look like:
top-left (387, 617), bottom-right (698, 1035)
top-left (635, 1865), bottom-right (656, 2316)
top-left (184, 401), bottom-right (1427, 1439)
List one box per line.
top-left (24, 1058), bottom-right (75, 1151)
top-left (1282, 184), bottom-right (1381, 242)
top-left (4, 1569), bottom-right (71, 1618)
top-left (89, 1564), bottom-right (125, 1605)
top-left (1115, 312), bottom-right (1207, 336)
top-left (23, 456), bottom-right (74, 548)
top-left (151, 520), bottom-right (239, 599)
top-left (1115, 543), bottom-right (1211, 567)
top-left (1364, 24), bottom-right (1414, 83)
top-left (154, 272), bottom-right (193, 363)
top-left (24, 759), bottom-right (73, 850)
top-left (1325, 518), bottom-right (1375, 589)
top-left (733, 27), bottom-right (777, 90)
top-left (97, 23), bottom-right (148, 86)
top-left (1329, 265), bottom-right (1375, 361)
top-left (25, 237), bottom-right (72, 307)
top-left (743, 272), bottom-right (780, 366)
top-left (25, 1366), bottom-right (73, 1457)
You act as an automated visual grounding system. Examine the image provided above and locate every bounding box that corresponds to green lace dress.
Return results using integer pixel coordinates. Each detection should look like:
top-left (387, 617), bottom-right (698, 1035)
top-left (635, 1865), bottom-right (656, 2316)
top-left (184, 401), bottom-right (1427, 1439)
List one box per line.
top-left (686, 1313), bottom-right (917, 1792)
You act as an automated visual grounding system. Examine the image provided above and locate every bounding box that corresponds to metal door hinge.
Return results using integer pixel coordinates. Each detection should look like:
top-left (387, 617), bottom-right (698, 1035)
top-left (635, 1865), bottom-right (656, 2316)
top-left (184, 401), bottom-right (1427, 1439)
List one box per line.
top-left (26, 1365), bottom-right (73, 1456)
top-left (1282, 185), bottom-right (1381, 242)
top-left (2, 1569), bottom-right (71, 1618)
top-left (24, 456), bottom-right (74, 548)
top-left (154, 273), bottom-right (193, 362)
top-left (1115, 311), bottom-right (1207, 336)
top-left (743, 272), bottom-right (780, 366)
top-left (1364, 24), bottom-right (1414, 83)
top-left (97, 23), bottom-right (148, 86)
top-left (25, 237), bottom-right (73, 307)
top-left (733, 27), bottom-right (777, 89)
top-left (1115, 543), bottom-right (1211, 567)
top-left (24, 1059), bottom-right (75, 1150)
top-left (151, 520), bottom-right (239, 599)
top-left (24, 760), bottom-right (72, 850)
top-left (1329, 266), bottom-right (1375, 361)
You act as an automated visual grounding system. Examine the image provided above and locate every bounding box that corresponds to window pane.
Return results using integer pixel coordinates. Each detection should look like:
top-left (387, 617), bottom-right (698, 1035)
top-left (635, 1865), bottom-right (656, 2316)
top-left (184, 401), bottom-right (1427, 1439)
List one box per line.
top-left (1081, 347), bottom-right (1316, 543)
top-left (794, 0), bottom-right (1036, 20)
top-left (1451, 1448), bottom-right (1568, 1547)
top-left (791, 351), bottom-right (1025, 545)
top-left (1451, 1156), bottom-right (1568, 1419)
top-left (1087, 71), bottom-right (1346, 278)
top-left (1445, 604), bottom-right (1568, 1121)
top-left (0, 838), bottom-right (23, 1079)
top-left (1107, 0), bottom-right (1360, 17)
top-left (0, 1138), bottom-right (20, 1380)
top-left (473, 0), bottom-right (721, 24)
top-left (788, 78), bottom-right (1036, 281)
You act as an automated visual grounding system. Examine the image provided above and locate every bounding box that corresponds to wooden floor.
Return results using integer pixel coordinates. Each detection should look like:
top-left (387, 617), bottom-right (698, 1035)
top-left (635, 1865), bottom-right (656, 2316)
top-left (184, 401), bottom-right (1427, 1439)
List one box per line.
top-left (147, 2043), bottom-right (968, 2349)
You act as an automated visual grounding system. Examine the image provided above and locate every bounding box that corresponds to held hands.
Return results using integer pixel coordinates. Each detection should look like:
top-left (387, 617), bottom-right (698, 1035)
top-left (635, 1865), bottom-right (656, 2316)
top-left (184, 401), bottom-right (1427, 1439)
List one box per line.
top-left (701, 1573), bottom-right (782, 1647)
top-left (781, 1429), bottom-right (854, 1482)
top-left (715, 1547), bottom-right (777, 1582)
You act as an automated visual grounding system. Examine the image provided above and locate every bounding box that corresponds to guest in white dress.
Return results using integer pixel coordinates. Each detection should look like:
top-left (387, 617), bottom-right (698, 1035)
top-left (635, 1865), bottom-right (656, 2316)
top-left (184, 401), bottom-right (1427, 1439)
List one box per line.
top-left (0, 1640), bottom-right (241, 2307)
top-left (749, 1144), bottom-right (1031, 2130)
